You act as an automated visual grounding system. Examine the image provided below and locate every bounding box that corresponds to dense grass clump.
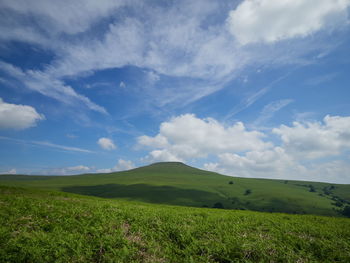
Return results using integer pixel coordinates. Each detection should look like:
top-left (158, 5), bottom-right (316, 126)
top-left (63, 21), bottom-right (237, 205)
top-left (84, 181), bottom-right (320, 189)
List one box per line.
top-left (1, 185), bottom-right (349, 262)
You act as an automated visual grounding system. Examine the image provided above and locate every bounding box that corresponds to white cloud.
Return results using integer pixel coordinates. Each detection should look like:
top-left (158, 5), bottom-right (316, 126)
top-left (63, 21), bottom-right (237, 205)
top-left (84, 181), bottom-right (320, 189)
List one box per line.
top-left (307, 161), bottom-right (350, 184)
top-left (227, 0), bottom-right (350, 45)
top-left (0, 0), bottom-right (348, 121)
top-left (273, 115), bottom-right (350, 159)
top-left (97, 159), bottom-right (135, 173)
top-left (139, 114), bottom-right (350, 183)
top-left (204, 147), bottom-right (302, 180)
top-left (33, 141), bottom-right (94, 153)
top-left (0, 168), bottom-right (17, 175)
top-left (119, 81), bottom-right (126, 88)
top-left (0, 62), bottom-right (107, 114)
top-left (0, 98), bottom-right (45, 130)
top-left (0, 136), bottom-right (94, 153)
top-left (38, 165), bottom-right (91, 175)
top-left (253, 99), bottom-right (293, 126)
top-left (2, 2), bottom-right (241, 110)
top-left (138, 114), bottom-right (271, 161)
top-left (97, 137), bottom-right (116, 150)
top-left (65, 165), bottom-right (90, 172)
top-left (0, 0), bottom-right (347, 114)
top-left (146, 71), bottom-right (160, 84)
top-left (137, 134), bottom-right (169, 149)
top-left (0, 0), bottom-right (126, 36)
top-left (142, 150), bottom-right (183, 163)
top-left (205, 152), bottom-right (350, 184)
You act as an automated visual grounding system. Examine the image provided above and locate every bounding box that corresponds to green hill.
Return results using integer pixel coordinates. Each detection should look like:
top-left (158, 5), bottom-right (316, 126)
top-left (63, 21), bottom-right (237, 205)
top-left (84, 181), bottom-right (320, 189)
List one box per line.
top-left (0, 162), bottom-right (349, 216)
top-left (1, 185), bottom-right (350, 262)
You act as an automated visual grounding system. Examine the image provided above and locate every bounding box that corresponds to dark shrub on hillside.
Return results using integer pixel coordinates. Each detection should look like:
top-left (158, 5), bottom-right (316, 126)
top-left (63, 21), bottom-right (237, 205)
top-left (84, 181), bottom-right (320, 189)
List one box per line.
top-left (342, 206), bottom-right (350, 217)
top-left (323, 186), bottom-right (331, 195)
top-left (213, 202), bottom-right (224, 209)
top-left (333, 201), bottom-right (344, 207)
top-left (244, 189), bottom-right (252, 195)
top-left (309, 185), bottom-right (316, 192)
top-left (228, 181), bottom-right (234, 185)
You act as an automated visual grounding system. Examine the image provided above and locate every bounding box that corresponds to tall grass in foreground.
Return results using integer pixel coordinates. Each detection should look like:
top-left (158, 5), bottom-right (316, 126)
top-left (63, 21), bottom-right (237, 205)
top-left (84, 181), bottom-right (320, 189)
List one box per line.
top-left (0, 186), bottom-right (349, 262)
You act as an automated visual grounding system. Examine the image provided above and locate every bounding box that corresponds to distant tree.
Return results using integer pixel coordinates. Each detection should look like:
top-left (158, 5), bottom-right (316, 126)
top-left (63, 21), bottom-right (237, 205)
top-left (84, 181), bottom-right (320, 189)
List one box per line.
top-left (284, 180), bottom-right (289, 184)
top-left (330, 185), bottom-right (335, 190)
top-left (323, 186), bottom-right (332, 195)
top-left (333, 201), bottom-right (343, 207)
top-left (213, 202), bottom-right (224, 209)
top-left (342, 206), bottom-right (350, 218)
top-left (228, 181), bottom-right (234, 185)
top-left (244, 189), bottom-right (252, 195)
top-left (323, 190), bottom-right (331, 195)
top-left (309, 185), bottom-right (316, 192)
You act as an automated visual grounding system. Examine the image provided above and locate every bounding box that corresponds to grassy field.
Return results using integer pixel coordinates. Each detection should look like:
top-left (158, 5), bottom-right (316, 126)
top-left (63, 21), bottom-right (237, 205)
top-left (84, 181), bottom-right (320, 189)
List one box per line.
top-left (1, 185), bottom-right (350, 262)
top-left (0, 162), bottom-right (349, 217)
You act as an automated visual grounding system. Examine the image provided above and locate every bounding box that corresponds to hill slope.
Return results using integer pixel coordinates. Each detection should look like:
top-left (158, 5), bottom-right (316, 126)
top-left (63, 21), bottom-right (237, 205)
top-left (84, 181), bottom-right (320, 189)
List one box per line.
top-left (1, 185), bottom-right (350, 262)
top-left (0, 162), bottom-right (349, 216)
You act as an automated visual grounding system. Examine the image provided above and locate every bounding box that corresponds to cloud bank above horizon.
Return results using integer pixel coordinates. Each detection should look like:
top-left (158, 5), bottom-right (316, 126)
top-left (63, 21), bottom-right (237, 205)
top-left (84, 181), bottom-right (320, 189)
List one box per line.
top-left (137, 114), bottom-right (350, 184)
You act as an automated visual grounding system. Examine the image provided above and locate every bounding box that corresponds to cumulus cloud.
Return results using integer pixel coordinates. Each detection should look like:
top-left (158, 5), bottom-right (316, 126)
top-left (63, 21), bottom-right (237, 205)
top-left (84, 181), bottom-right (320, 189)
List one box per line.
top-left (61, 165), bottom-right (90, 175)
top-left (204, 147), bottom-right (303, 180)
top-left (273, 115), bottom-right (350, 159)
top-left (0, 168), bottom-right (17, 175)
top-left (307, 161), bottom-right (350, 184)
top-left (0, 98), bottom-right (45, 130)
top-left (137, 134), bottom-right (169, 149)
top-left (37, 165), bottom-right (91, 175)
top-left (227, 0), bottom-right (350, 45)
top-left (205, 153), bottom-right (350, 184)
top-left (67, 165), bottom-right (90, 172)
top-left (138, 114), bottom-right (271, 162)
top-left (119, 81), bottom-right (126, 88)
top-left (97, 159), bottom-right (135, 173)
top-left (142, 150), bottom-right (183, 163)
top-left (139, 114), bottom-right (350, 183)
top-left (97, 137), bottom-right (116, 150)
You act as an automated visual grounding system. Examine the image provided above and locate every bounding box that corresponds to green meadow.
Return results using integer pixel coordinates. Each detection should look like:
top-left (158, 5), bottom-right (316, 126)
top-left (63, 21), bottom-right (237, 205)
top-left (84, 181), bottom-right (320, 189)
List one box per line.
top-left (1, 185), bottom-right (350, 262)
top-left (1, 162), bottom-right (350, 262)
top-left (1, 162), bottom-right (349, 216)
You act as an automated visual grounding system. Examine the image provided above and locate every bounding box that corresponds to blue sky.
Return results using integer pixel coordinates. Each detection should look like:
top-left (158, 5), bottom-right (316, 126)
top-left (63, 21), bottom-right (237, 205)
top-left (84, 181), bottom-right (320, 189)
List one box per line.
top-left (0, 0), bottom-right (350, 183)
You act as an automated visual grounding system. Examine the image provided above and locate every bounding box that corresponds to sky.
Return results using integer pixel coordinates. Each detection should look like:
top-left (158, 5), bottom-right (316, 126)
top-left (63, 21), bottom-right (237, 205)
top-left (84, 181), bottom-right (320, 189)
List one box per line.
top-left (0, 0), bottom-right (350, 183)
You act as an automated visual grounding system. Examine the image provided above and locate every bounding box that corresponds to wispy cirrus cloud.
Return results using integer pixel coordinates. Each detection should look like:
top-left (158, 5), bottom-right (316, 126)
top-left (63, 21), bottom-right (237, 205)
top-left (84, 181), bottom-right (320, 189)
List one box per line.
top-left (0, 136), bottom-right (94, 153)
top-left (252, 99), bottom-right (294, 127)
top-left (0, 62), bottom-right (107, 114)
top-left (1, 0), bottom-right (348, 115)
top-left (224, 71), bottom-right (294, 120)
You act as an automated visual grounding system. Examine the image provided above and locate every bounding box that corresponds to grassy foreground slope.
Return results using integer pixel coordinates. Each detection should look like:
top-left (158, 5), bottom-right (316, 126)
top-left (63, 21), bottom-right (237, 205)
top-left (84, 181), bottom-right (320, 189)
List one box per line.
top-left (0, 162), bottom-right (349, 216)
top-left (1, 185), bottom-right (350, 263)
